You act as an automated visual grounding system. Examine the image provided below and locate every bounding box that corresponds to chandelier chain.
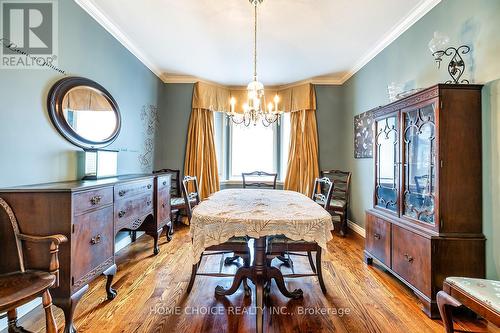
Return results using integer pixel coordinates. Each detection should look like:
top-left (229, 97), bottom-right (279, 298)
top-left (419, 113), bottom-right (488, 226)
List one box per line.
top-left (253, 3), bottom-right (258, 81)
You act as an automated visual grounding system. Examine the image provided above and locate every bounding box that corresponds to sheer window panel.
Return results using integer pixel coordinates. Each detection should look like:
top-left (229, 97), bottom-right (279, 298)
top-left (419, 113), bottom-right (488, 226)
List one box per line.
top-left (280, 113), bottom-right (291, 181)
top-left (230, 123), bottom-right (277, 179)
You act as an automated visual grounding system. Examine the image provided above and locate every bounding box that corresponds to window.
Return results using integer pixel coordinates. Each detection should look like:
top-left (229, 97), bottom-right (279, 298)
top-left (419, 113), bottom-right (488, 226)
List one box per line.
top-left (214, 113), bottom-right (290, 182)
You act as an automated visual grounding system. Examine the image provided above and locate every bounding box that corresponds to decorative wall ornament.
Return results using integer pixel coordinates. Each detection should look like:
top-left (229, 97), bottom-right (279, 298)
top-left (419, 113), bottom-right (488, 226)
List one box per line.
top-left (428, 31), bottom-right (471, 84)
top-left (354, 110), bottom-right (374, 159)
top-left (138, 104), bottom-right (159, 171)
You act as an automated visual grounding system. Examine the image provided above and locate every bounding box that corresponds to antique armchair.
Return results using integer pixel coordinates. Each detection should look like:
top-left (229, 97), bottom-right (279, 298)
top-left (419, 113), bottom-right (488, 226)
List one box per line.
top-left (183, 176), bottom-right (251, 295)
top-left (0, 198), bottom-right (67, 333)
top-left (320, 170), bottom-right (352, 236)
top-left (242, 171), bottom-right (278, 189)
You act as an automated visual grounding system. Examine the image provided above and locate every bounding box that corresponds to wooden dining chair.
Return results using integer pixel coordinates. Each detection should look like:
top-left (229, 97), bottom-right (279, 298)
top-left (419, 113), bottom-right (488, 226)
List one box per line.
top-left (0, 198), bottom-right (67, 333)
top-left (312, 177), bottom-right (335, 210)
top-left (153, 168), bottom-right (186, 231)
top-left (266, 239), bottom-right (327, 295)
top-left (320, 170), bottom-right (352, 235)
top-left (265, 177), bottom-right (334, 295)
top-left (242, 171), bottom-right (278, 189)
top-left (183, 176), bottom-right (251, 295)
top-left (181, 175), bottom-right (201, 223)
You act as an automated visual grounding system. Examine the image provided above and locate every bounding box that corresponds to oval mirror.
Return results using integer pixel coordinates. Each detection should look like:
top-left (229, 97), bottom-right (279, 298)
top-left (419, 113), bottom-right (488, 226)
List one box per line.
top-left (47, 77), bottom-right (121, 149)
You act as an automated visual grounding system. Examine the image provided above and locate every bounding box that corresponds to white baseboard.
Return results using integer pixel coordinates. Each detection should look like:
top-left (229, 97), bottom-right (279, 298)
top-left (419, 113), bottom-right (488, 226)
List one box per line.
top-left (347, 219), bottom-right (366, 237)
top-left (0, 232), bottom-right (145, 331)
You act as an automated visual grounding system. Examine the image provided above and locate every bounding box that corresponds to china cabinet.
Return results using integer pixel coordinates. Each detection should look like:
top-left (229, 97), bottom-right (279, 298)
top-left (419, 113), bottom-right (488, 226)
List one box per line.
top-left (365, 84), bottom-right (485, 318)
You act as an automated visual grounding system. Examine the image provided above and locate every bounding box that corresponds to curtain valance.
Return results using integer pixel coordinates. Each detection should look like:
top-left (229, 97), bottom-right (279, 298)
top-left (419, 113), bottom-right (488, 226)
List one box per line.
top-left (192, 82), bottom-right (316, 113)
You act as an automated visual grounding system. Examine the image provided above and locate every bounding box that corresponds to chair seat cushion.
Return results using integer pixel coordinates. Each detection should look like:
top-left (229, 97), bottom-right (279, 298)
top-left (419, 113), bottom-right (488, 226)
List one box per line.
top-left (0, 271), bottom-right (55, 311)
top-left (225, 236), bottom-right (249, 244)
top-left (268, 235), bottom-right (313, 245)
top-left (329, 199), bottom-right (346, 209)
top-left (446, 277), bottom-right (500, 313)
top-left (170, 197), bottom-right (185, 207)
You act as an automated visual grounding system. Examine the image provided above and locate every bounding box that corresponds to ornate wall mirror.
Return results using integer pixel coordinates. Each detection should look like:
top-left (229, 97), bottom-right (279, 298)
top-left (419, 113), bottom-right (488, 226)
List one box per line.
top-left (47, 77), bottom-right (121, 149)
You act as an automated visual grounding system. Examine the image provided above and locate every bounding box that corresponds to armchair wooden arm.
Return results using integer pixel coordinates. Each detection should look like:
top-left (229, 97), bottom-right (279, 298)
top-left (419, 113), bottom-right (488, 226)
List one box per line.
top-left (18, 233), bottom-right (68, 287)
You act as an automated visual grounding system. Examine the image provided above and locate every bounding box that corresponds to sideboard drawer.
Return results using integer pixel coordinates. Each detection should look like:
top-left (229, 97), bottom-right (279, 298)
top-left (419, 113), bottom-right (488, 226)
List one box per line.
top-left (392, 225), bottom-right (431, 296)
top-left (73, 187), bottom-right (113, 215)
top-left (365, 214), bottom-right (391, 266)
top-left (157, 189), bottom-right (171, 224)
top-left (157, 175), bottom-right (171, 193)
top-left (72, 206), bottom-right (114, 290)
top-left (114, 193), bottom-right (153, 231)
top-left (114, 179), bottom-right (153, 200)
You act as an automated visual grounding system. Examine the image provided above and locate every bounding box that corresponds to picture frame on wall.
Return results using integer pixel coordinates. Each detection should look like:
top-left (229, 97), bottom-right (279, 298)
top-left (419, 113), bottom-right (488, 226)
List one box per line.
top-left (354, 110), bottom-right (374, 159)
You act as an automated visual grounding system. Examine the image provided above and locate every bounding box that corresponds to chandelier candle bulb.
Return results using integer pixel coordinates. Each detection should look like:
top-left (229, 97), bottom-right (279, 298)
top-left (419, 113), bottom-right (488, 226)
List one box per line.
top-left (268, 102), bottom-right (273, 113)
top-left (230, 97), bottom-right (236, 114)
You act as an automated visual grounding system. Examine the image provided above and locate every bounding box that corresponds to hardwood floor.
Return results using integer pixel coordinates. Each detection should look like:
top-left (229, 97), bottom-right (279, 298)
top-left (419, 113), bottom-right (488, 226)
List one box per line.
top-left (8, 224), bottom-right (499, 333)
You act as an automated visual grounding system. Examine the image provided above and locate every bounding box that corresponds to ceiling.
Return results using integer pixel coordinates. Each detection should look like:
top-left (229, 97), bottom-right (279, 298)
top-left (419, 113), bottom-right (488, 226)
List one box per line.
top-left (76, 0), bottom-right (440, 86)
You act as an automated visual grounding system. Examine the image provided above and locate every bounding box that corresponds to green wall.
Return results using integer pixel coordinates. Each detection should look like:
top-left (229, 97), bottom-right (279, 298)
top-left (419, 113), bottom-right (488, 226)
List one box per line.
top-left (0, 0), bottom-right (163, 188)
top-left (155, 83), bottom-right (194, 174)
top-left (342, 0), bottom-right (500, 279)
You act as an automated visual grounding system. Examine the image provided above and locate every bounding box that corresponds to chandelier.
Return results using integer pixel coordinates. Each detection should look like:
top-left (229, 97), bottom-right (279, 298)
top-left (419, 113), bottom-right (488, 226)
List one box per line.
top-left (226, 0), bottom-right (283, 127)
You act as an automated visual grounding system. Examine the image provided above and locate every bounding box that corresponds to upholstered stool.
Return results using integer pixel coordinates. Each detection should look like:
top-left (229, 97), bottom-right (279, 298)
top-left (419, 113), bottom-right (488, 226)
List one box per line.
top-left (437, 277), bottom-right (500, 332)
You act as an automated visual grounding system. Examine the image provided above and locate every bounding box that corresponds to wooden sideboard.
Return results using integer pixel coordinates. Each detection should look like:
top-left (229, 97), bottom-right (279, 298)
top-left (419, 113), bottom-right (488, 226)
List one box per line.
top-left (364, 84), bottom-right (485, 318)
top-left (0, 174), bottom-right (171, 333)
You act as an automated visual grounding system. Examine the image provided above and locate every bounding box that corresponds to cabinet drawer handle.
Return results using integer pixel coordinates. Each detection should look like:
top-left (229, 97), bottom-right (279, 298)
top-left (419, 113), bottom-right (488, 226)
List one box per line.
top-left (118, 210), bottom-right (126, 218)
top-left (90, 234), bottom-right (101, 245)
top-left (90, 195), bottom-right (102, 205)
top-left (373, 233), bottom-right (381, 240)
top-left (403, 253), bottom-right (414, 263)
top-left (147, 184), bottom-right (152, 189)
top-left (162, 203), bottom-right (166, 209)
top-left (163, 181), bottom-right (167, 186)
top-left (119, 190), bottom-right (126, 197)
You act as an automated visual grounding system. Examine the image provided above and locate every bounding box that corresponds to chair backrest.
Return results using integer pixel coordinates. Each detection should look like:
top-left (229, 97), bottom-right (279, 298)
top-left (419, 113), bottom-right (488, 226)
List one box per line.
top-left (242, 171), bottom-right (278, 189)
top-left (311, 177), bottom-right (334, 209)
top-left (414, 174), bottom-right (429, 193)
top-left (154, 168), bottom-right (181, 197)
top-left (320, 170), bottom-right (352, 203)
top-left (0, 198), bottom-right (25, 274)
top-left (181, 175), bottom-right (201, 221)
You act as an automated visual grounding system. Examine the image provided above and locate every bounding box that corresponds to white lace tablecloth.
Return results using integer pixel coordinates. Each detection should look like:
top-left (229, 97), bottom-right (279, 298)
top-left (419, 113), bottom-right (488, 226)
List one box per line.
top-left (190, 189), bottom-right (333, 262)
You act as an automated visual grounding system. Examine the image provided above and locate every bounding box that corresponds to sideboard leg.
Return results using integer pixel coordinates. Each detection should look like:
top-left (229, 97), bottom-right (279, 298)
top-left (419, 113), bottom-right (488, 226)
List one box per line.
top-left (146, 227), bottom-right (163, 255)
top-left (165, 221), bottom-right (173, 242)
top-left (54, 285), bottom-right (89, 333)
top-left (103, 264), bottom-right (117, 300)
top-left (364, 251), bottom-right (373, 265)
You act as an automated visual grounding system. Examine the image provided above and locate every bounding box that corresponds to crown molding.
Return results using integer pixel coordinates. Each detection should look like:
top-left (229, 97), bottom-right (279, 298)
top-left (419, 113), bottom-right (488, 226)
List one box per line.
top-left (75, 0), bottom-right (441, 86)
top-left (74, 0), bottom-right (167, 82)
top-left (338, 0), bottom-right (441, 84)
top-left (163, 74), bottom-right (200, 84)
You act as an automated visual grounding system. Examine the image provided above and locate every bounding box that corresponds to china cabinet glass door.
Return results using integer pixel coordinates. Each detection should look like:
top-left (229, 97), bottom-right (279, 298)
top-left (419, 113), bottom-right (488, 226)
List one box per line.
top-left (402, 102), bottom-right (437, 224)
top-left (375, 115), bottom-right (399, 213)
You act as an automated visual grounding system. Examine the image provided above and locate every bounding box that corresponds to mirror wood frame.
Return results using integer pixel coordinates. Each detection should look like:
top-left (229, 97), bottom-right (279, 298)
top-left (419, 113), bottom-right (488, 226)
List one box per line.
top-left (47, 76), bottom-right (122, 149)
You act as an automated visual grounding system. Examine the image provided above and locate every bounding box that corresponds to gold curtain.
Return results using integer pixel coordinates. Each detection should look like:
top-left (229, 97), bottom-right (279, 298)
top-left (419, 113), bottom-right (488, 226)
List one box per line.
top-left (184, 107), bottom-right (220, 202)
top-left (284, 86), bottom-right (319, 197)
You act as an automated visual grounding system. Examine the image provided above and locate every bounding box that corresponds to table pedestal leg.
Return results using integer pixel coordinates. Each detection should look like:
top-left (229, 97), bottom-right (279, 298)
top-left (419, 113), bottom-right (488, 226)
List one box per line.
top-left (213, 236), bottom-right (303, 333)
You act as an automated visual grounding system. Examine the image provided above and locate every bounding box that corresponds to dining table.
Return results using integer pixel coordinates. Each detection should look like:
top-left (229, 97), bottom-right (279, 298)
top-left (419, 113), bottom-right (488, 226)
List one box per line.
top-left (190, 188), bottom-right (333, 333)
